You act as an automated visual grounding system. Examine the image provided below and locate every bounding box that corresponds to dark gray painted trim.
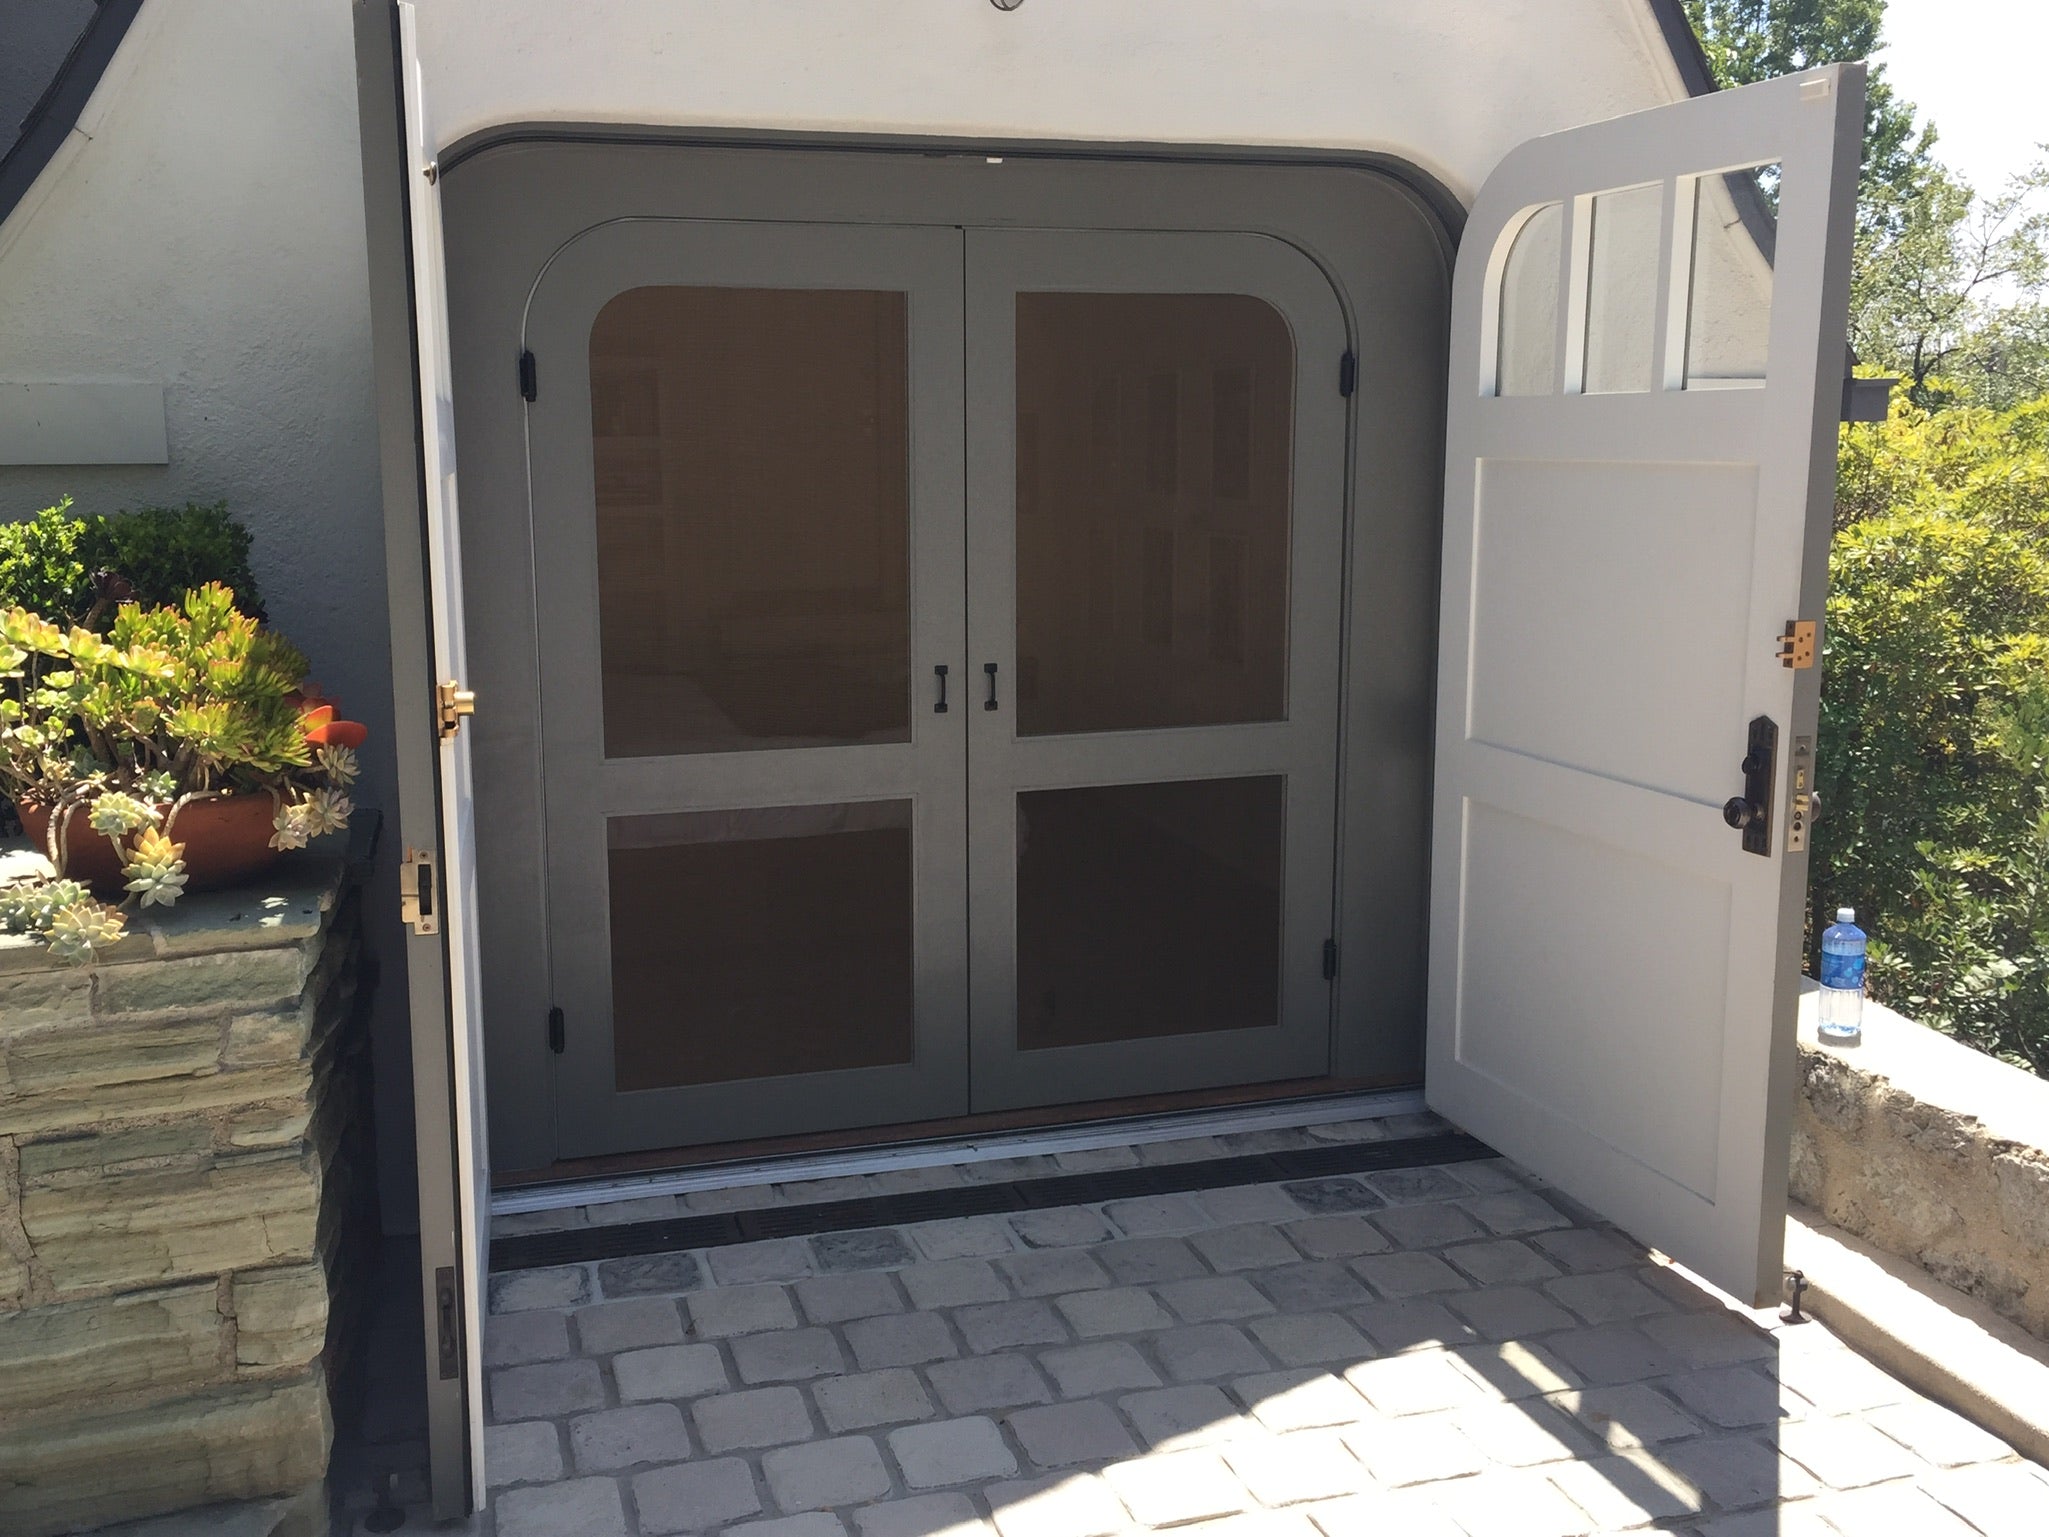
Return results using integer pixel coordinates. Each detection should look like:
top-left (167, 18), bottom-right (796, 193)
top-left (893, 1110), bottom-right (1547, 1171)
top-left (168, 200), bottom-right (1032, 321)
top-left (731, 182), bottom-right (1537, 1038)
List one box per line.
top-left (349, 0), bottom-right (478, 1519)
top-left (438, 124), bottom-right (1470, 246)
top-left (1648, 0), bottom-right (1720, 98)
top-left (0, 0), bottom-right (144, 232)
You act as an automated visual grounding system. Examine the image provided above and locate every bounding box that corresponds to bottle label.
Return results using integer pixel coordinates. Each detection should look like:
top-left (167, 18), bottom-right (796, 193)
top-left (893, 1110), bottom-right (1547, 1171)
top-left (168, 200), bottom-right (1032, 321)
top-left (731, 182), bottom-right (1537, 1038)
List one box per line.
top-left (1820, 949), bottom-right (1864, 990)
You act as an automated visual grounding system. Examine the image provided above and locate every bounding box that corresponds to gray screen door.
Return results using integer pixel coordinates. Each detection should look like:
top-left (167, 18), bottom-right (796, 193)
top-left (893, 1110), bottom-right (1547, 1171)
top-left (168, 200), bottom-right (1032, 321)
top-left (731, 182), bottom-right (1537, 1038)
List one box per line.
top-left (964, 230), bottom-right (1349, 1111)
top-left (526, 220), bottom-right (1349, 1157)
top-left (527, 221), bottom-right (971, 1157)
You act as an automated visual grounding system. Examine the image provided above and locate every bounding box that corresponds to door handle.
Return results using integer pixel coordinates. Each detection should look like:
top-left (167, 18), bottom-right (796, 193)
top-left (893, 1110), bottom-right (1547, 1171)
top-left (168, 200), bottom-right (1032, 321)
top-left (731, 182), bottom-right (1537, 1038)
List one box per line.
top-left (1721, 715), bottom-right (1778, 857)
top-left (984, 662), bottom-right (1000, 711)
top-left (934, 664), bottom-right (949, 714)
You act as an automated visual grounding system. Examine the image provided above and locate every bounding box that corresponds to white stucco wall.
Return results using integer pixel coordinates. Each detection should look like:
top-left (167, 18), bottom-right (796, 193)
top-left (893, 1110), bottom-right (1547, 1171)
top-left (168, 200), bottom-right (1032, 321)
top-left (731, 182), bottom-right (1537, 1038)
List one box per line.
top-left (409, 0), bottom-right (1691, 202)
top-left (0, 0), bottom-right (1703, 1227)
top-left (0, 0), bottom-right (418, 1232)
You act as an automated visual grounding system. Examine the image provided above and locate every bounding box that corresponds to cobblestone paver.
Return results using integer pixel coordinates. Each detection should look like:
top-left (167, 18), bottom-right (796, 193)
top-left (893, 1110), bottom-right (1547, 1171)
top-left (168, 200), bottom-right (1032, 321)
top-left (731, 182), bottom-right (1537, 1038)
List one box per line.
top-left (468, 1125), bottom-right (2049, 1536)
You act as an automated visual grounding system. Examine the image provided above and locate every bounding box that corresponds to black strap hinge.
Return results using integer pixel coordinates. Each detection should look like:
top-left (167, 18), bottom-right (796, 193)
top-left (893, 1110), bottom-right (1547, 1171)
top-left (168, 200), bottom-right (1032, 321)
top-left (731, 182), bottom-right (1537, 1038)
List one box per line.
top-left (1338, 351), bottom-right (1357, 398)
top-left (547, 1005), bottom-right (565, 1054)
top-left (1322, 938), bottom-right (1338, 980)
top-left (518, 349), bottom-right (538, 402)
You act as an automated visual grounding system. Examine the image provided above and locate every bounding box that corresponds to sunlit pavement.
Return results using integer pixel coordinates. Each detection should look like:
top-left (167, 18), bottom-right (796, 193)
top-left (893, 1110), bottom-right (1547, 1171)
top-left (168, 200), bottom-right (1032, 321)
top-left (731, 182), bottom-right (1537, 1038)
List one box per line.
top-left (340, 1120), bottom-right (2049, 1535)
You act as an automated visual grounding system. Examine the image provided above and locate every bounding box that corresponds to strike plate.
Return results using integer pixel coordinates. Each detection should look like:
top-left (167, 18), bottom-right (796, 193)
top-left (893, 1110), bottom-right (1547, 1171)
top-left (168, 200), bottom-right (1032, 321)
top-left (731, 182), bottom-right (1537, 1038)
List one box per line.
top-left (400, 847), bottom-right (438, 935)
top-left (1787, 735), bottom-right (1815, 853)
top-left (1779, 620), bottom-right (1817, 670)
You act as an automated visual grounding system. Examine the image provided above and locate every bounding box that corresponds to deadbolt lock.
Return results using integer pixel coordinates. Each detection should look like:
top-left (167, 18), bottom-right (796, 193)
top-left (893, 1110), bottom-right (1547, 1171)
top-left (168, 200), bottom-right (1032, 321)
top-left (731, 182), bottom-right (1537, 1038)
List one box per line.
top-left (1722, 716), bottom-right (1779, 857)
top-left (436, 680), bottom-right (476, 740)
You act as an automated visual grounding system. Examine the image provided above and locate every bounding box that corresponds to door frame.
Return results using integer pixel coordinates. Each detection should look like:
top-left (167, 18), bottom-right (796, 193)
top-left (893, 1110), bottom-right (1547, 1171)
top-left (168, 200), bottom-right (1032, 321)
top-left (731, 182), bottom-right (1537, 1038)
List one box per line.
top-left (440, 142), bottom-right (1455, 1175)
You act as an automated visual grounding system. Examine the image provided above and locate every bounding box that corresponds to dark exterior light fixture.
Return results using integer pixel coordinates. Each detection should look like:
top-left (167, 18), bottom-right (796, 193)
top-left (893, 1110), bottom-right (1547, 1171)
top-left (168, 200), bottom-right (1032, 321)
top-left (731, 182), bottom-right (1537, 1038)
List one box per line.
top-left (991, 0), bottom-right (1024, 10)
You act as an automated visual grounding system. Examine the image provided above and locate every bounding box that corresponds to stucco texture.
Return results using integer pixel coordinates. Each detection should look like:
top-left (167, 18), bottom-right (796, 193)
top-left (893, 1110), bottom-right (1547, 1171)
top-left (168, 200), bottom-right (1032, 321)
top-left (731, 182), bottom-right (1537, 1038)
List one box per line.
top-left (410, 0), bottom-right (1690, 203)
top-left (0, 0), bottom-right (416, 1233)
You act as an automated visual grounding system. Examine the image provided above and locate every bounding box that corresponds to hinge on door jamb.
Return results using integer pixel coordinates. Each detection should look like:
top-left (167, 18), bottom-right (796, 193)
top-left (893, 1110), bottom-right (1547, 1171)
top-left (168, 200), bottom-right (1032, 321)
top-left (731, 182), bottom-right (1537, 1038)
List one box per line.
top-left (1323, 938), bottom-right (1338, 980)
top-left (548, 1006), bottom-right (566, 1055)
top-left (1778, 620), bottom-right (1817, 669)
top-left (1338, 351), bottom-right (1357, 398)
top-left (436, 680), bottom-right (477, 740)
top-left (518, 349), bottom-right (537, 402)
top-left (399, 847), bottom-right (438, 936)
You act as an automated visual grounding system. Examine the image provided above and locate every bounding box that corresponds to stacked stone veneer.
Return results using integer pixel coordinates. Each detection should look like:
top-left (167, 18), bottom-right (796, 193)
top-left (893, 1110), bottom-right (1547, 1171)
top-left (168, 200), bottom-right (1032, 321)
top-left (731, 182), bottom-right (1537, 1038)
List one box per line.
top-left (0, 855), bottom-right (372, 1537)
top-left (1792, 995), bottom-right (2049, 1343)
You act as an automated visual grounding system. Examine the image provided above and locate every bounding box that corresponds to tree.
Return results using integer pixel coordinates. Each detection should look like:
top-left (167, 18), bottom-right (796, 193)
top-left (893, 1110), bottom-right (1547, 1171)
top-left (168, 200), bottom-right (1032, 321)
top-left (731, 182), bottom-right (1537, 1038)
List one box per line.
top-left (1683, 0), bottom-right (1937, 231)
top-left (1686, 0), bottom-right (2049, 405)
top-left (1851, 160), bottom-right (2049, 406)
top-left (1819, 396), bottom-right (2049, 1073)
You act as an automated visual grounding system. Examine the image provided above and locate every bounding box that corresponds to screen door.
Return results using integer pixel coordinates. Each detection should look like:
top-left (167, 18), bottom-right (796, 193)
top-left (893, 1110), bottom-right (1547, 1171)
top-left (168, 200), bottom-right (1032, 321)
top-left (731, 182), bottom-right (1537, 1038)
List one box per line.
top-left (1427, 65), bottom-right (1864, 1306)
top-left (965, 230), bottom-right (1349, 1111)
top-left (525, 221), bottom-right (972, 1157)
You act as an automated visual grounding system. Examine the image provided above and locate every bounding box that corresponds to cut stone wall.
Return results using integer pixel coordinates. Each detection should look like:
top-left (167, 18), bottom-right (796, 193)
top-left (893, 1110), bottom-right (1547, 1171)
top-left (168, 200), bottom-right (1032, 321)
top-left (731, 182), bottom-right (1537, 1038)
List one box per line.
top-left (1792, 987), bottom-right (2049, 1343)
top-left (0, 854), bottom-right (372, 1537)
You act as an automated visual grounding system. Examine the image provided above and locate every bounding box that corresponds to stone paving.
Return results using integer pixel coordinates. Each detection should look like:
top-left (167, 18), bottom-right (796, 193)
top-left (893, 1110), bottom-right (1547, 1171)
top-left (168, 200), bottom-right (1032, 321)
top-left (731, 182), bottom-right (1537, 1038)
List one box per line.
top-left (454, 1128), bottom-right (2049, 1537)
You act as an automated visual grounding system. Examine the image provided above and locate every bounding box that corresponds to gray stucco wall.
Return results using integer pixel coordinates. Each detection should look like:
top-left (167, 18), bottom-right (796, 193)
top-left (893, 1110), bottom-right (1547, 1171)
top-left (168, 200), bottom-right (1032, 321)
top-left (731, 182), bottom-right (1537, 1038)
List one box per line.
top-left (0, 0), bottom-right (416, 1234)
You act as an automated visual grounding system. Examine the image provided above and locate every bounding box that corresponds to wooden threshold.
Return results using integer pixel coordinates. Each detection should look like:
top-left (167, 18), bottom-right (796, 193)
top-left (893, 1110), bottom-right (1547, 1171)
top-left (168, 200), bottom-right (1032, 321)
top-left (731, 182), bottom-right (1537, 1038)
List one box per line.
top-left (494, 1074), bottom-right (1409, 1191)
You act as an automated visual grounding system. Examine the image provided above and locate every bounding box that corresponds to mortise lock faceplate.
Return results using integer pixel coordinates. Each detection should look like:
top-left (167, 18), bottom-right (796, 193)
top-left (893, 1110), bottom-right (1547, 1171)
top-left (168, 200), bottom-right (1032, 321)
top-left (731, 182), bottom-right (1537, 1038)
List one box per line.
top-left (1787, 735), bottom-right (1815, 853)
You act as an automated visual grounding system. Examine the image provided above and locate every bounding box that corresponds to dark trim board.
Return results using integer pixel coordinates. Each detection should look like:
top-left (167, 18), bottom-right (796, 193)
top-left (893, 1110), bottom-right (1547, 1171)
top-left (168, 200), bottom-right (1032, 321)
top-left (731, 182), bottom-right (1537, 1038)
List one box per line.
top-left (0, 0), bottom-right (144, 232)
top-left (492, 1129), bottom-right (1498, 1272)
top-left (1649, 0), bottom-right (1724, 99)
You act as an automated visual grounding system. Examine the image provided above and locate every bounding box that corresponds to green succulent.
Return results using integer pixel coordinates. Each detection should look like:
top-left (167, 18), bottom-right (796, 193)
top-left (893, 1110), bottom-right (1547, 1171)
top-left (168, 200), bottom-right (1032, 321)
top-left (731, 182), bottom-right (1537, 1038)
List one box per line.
top-left (2, 579), bottom-right (356, 963)
top-left (88, 791), bottom-right (159, 838)
top-left (121, 827), bottom-right (189, 909)
top-left (44, 901), bottom-right (126, 965)
top-left (0, 878), bottom-right (91, 934)
top-left (315, 744), bottom-right (359, 785)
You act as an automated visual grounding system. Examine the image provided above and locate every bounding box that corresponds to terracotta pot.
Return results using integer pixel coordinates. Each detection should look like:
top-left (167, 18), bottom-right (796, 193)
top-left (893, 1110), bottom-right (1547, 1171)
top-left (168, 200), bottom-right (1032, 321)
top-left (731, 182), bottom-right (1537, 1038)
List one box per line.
top-left (16, 793), bottom-right (281, 899)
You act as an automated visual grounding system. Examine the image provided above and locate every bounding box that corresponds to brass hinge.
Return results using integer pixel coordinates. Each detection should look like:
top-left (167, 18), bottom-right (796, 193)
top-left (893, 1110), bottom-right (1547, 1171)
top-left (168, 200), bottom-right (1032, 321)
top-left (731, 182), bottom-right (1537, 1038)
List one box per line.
top-left (436, 680), bottom-right (476, 739)
top-left (1778, 620), bottom-right (1817, 670)
top-left (400, 847), bottom-right (439, 935)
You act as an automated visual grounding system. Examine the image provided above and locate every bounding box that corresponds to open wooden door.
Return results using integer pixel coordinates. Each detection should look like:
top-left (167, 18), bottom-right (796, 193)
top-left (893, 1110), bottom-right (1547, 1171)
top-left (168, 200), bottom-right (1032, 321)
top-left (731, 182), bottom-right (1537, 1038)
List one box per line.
top-left (354, 1), bottom-right (490, 1517)
top-left (1427, 65), bottom-right (1863, 1307)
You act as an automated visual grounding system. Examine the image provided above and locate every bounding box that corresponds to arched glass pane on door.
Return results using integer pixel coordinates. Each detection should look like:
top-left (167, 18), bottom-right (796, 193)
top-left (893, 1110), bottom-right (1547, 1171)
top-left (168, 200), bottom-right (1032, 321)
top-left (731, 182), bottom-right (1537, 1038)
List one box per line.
top-left (1495, 203), bottom-right (1563, 396)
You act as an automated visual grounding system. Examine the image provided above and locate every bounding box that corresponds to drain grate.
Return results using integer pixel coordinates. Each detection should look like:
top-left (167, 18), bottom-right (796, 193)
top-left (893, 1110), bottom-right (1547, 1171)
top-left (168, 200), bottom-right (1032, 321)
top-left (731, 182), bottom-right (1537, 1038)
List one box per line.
top-left (492, 1130), bottom-right (1495, 1273)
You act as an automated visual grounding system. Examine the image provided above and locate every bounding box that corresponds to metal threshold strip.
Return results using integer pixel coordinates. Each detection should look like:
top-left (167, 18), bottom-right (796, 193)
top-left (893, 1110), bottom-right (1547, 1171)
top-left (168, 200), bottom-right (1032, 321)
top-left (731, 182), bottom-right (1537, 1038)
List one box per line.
top-left (492, 1087), bottom-right (1428, 1219)
top-left (492, 1117), bottom-right (1488, 1274)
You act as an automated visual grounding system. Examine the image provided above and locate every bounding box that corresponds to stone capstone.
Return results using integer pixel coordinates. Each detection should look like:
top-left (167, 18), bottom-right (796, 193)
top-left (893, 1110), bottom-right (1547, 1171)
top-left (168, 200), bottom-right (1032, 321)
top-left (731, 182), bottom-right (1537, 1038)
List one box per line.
top-left (1793, 993), bottom-right (2049, 1342)
top-left (0, 855), bottom-right (368, 1537)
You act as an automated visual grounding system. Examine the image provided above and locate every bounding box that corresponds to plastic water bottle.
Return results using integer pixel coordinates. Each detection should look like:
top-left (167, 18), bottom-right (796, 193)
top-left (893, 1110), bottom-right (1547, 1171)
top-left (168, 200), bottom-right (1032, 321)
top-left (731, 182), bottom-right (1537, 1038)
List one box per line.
top-left (1818, 907), bottom-right (1866, 1045)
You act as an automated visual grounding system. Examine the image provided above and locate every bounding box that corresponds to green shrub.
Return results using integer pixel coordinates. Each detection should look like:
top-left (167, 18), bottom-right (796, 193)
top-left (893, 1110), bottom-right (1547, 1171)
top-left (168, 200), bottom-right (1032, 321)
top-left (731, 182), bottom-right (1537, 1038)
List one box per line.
top-left (0, 499), bottom-right (264, 625)
top-left (1818, 391), bottom-right (2049, 1073)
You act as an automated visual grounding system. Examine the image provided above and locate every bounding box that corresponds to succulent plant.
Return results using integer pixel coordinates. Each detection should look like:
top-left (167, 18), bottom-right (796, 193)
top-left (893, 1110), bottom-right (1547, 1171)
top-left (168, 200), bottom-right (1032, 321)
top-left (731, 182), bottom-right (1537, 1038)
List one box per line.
top-left (121, 827), bottom-right (189, 908)
top-left (2, 581), bottom-right (365, 963)
top-left (315, 744), bottom-right (359, 786)
top-left (44, 901), bottom-right (126, 965)
top-left (0, 877), bottom-right (91, 934)
top-left (88, 791), bottom-right (159, 839)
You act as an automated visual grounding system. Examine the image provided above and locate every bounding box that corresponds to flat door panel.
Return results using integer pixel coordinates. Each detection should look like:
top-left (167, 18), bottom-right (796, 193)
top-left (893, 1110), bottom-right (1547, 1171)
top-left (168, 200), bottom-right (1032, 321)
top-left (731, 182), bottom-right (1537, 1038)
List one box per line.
top-left (966, 230), bottom-right (1348, 1111)
top-left (528, 221), bottom-right (969, 1157)
top-left (1427, 66), bottom-right (1864, 1306)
